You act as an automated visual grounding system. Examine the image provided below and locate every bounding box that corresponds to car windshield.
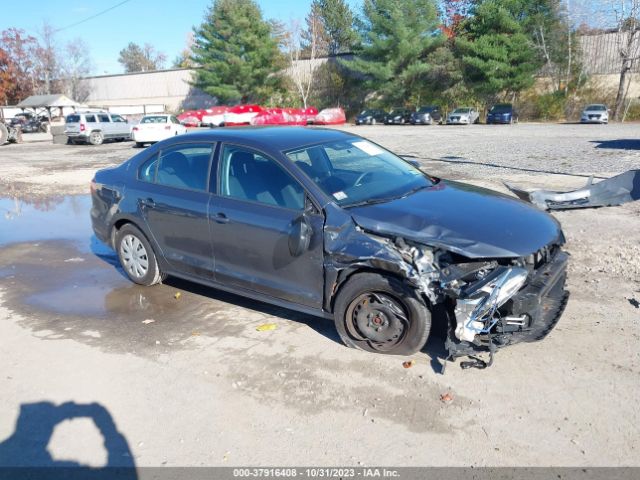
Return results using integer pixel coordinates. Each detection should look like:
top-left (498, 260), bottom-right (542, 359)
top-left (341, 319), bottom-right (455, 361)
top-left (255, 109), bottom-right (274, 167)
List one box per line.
top-left (389, 109), bottom-right (404, 115)
top-left (286, 139), bottom-right (434, 207)
top-left (586, 105), bottom-right (606, 111)
top-left (360, 110), bottom-right (374, 116)
top-left (490, 105), bottom-right (512, 113)
top-left (141, 116), bottom-right (168, 124)
top-left (452, 108), bottom-right (470, 114)
top-left (417, 107), bottom-right (434, 113)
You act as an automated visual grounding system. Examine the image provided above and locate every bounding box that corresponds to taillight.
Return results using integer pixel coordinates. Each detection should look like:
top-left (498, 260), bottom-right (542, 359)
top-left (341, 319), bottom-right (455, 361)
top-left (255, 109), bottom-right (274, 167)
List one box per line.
top-left (132, 126), bottom-right (139, 131)
top-left (80, 123), bottom-right (86, 132)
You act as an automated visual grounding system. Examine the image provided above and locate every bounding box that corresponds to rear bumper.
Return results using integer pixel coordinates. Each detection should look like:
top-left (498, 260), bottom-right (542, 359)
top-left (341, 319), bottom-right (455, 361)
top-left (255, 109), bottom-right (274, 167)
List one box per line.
top-left (65, 132), bottom-right (89, 140)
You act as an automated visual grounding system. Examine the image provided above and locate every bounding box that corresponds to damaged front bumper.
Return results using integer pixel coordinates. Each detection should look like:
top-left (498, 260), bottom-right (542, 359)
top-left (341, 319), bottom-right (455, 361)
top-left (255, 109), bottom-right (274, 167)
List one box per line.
top-left (445, 249), bottom-right (569, 359)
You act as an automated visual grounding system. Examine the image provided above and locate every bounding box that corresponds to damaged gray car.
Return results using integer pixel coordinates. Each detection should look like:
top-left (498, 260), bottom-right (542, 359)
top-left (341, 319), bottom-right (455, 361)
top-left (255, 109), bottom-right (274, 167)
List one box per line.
top-left (91, 127), bottom-right (569, 366)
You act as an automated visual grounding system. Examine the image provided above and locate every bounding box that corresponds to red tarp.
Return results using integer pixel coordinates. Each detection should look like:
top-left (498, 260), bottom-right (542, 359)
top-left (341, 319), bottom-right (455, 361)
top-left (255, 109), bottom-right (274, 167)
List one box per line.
top-left (313, 108), bottom-right (346, 125)
top-left (178, 105), bottom-right (341, 127)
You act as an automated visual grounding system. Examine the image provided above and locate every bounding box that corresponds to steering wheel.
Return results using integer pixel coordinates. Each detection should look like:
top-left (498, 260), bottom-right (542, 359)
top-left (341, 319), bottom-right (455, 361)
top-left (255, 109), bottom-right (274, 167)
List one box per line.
top-left (354, 171), bottom-right (374, 187)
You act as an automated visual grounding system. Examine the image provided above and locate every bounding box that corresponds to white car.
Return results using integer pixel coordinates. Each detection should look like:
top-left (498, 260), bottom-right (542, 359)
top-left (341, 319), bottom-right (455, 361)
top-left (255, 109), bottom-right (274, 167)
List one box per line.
top-left (131, 114), bottom-right (187, 147)
top-left (581, 104), bottom-right (609, 124)
top-left (446, 107), bottom-right (479, 125)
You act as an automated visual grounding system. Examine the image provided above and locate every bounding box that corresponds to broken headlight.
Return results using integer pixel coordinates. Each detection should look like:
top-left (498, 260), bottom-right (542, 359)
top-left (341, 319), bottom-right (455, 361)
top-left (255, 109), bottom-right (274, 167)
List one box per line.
top-left (453, 266), bottom-right (528, 342)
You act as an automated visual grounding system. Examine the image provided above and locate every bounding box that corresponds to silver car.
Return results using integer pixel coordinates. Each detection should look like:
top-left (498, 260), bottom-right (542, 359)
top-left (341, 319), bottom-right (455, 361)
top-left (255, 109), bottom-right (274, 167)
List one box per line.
top-left (446, 107), bottom-right (479, 125)
top-left (65, 111), bottom-right (131, 145)
top-left (580, 104), bottom-right (609, 124)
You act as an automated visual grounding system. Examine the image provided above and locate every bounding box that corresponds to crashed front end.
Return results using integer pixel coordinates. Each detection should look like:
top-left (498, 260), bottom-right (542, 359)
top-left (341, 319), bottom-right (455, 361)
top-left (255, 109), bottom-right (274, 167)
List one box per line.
top-left (439, 245), bottom-right (569, 366)
top-left (324, 202), bottom-right (569, 368)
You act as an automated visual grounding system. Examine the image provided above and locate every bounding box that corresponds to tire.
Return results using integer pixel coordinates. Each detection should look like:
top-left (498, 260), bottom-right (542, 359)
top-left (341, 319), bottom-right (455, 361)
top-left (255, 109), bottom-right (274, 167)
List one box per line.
top-left (0, 124), bottom-right (8, 144)
top-left (115, 224), bottom-right (163, 286)
top-left (333, 272), bottom-right (431, 356)
top-left (135, 142), bottom-right (144, 148)
top-left (89, 131), bottom-right (104, 145)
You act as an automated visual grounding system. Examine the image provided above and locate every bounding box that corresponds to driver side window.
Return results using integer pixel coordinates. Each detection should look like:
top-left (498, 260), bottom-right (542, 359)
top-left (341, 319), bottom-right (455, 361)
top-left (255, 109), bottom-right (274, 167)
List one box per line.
top-left (220, 146), bottom-right (305, 210)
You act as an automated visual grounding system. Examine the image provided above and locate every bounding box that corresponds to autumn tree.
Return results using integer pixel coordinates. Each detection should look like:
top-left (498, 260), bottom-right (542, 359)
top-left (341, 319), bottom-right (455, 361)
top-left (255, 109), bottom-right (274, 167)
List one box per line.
top-left (0, 28), bottom-right (41, 104)
top-left (118, 42), bottom-right (166, 73)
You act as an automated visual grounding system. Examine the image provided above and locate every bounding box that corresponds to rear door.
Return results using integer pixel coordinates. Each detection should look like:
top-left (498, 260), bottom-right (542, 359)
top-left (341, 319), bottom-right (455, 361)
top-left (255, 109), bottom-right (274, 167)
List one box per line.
top-left (209, 144), bottom-right (324, 308)
top-left (135, 142), bottom-right (216, 278)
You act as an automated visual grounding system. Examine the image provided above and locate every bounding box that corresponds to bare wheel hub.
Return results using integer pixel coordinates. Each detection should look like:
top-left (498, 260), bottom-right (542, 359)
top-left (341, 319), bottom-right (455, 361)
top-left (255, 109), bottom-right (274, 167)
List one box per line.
top-left (349, 292), bottom-right (408, 347)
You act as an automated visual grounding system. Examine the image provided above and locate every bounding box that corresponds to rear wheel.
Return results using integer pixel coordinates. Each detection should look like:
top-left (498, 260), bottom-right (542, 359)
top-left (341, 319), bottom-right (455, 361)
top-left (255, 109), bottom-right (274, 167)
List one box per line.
top-left (135, 142), bottom-right (145, 148)
top-left (115, 224), bottom-right (163, 286)
top-left (89, 131), bottom-right (104, 145)
top-left (334, 273), bottom-right (431, 356)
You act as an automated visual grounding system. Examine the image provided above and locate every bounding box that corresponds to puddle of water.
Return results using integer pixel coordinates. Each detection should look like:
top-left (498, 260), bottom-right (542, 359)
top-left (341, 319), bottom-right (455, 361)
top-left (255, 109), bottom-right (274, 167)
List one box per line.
top-left (0, 195), bottom-right (93, 246)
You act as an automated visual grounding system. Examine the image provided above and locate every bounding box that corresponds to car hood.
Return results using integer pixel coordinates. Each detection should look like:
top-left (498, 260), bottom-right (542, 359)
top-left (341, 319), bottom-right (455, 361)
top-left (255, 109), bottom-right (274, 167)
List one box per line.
top-left (583, 110), bottom-right (606, 114)
top-left (347, 180), bottom-right (563, 258)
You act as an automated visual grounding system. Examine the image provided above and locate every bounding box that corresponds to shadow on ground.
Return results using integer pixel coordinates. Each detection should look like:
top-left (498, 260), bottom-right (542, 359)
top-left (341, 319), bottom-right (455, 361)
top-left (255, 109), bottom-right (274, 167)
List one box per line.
top-left (590, 139), bottom-right (640, 150)
top-left (0, 401), bottom-right (136, 478)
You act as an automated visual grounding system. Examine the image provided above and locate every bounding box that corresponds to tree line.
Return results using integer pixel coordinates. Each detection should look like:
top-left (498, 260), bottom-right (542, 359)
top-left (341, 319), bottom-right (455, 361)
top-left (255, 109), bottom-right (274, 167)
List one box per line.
top-left (189, 0), bottom-right (640, 120)
top-left (2, 0), bottom-right (639, 120)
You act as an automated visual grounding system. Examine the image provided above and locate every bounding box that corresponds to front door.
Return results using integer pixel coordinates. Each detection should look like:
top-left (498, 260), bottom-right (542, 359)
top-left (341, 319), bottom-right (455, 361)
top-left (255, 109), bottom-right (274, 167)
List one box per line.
top-left (136, 142), bottom-right (216, 278)
top-left (210, 144), bottom-right (324, 309)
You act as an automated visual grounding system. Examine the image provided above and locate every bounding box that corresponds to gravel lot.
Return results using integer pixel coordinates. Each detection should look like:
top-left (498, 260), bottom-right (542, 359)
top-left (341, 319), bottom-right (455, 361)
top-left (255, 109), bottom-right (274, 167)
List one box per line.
top-left (0, 124), bottom-right (639, 468)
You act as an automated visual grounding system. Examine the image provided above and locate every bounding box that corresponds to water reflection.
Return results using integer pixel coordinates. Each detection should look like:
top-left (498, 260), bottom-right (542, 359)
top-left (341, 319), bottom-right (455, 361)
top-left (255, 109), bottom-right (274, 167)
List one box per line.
top-left (0, 195), bottom-right (92, 246)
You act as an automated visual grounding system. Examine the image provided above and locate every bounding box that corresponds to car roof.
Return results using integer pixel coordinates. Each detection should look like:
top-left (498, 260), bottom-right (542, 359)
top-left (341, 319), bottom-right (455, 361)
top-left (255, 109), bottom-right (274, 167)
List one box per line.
top-left (179, 126), bottom-right (356, 152)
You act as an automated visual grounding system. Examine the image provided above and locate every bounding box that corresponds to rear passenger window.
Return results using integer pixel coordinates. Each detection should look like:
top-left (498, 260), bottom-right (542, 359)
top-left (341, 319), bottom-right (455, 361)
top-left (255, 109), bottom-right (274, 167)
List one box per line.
top-left (85, 115), bottom-right (96, 123)
top-left (156, 144), bottom-right (214, 191)
top-left (139, 154), bottom-right (159, 182)
top-left (98, 114), bottom-right (110, 122)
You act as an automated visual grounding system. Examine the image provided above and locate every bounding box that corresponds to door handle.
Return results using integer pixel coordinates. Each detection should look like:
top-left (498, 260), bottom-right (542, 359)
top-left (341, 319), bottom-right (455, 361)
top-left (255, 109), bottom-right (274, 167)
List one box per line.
top-left (213, 212), bottom-right (230, 224)
top-left (140, 197), bottom-right (155, 208)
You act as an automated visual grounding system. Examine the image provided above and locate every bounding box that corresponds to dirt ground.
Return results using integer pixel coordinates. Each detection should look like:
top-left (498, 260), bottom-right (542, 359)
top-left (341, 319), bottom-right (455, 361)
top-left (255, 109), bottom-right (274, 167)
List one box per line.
top-left (0, 124), bottom-right (638, 468)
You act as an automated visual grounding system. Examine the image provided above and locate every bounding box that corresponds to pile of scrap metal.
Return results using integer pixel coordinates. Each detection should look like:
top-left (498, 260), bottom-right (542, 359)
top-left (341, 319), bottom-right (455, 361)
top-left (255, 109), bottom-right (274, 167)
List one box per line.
top-left (504, 170), bottom-right (640, 210)
top-left (0, 110), bottom-right (22, 145)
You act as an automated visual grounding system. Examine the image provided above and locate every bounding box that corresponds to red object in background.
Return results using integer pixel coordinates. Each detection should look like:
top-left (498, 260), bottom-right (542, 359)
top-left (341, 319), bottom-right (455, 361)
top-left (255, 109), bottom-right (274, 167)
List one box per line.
top-left (249, 106), bottom-right (320, 126)
top-left (177, 110), bottom-right (202, 127)
top-left (225, 104), bottom-right (264, 126)
top-left (313, 108), bottom-right (346, 125)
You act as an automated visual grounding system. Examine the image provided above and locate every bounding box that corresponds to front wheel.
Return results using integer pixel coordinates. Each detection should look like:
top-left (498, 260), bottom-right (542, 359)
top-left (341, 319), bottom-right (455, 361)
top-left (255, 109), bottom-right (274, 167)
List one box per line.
top-left (334, 273), bottom-right (431, 355)
top-left (115, 224), bottom-right (163, 286)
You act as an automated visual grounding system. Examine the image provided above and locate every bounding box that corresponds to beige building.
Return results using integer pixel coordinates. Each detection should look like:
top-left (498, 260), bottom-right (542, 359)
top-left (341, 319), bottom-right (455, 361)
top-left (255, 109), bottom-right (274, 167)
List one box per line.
top-left (80, 68), bottom-right (214, 114)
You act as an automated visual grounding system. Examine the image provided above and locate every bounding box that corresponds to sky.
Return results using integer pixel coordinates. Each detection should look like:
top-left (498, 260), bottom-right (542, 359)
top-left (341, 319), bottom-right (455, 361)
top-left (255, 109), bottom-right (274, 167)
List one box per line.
top-left (0, 0), bottom-right (361, 75)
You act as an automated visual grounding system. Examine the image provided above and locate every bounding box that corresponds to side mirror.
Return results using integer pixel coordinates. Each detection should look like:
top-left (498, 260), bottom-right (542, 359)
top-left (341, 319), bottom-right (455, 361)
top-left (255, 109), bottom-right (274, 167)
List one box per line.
top-left (289, 213), bottom-right (312, 257)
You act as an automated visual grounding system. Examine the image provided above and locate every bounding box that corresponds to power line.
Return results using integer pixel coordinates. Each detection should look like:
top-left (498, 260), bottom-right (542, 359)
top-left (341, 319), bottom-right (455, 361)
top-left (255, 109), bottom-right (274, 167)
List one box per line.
top-left (54, 0), bottom-right (133, 33)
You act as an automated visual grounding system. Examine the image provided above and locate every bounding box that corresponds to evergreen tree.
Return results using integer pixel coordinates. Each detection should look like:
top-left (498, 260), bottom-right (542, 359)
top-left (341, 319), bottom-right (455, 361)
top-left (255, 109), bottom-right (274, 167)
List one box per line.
top-left (345, 0), bottom-right (443, 106)
top-left (315, 0), bottom-right (357, 55)
top-left (456, 0), bottom-right (543, 100)
top-left (191, 0), bottom-right (286, 104)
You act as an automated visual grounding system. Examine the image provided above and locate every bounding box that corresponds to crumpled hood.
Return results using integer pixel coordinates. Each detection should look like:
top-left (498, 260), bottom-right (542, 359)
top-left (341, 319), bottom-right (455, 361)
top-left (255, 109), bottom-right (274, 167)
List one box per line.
top-left (348, 180), bottom-right (564, 258)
